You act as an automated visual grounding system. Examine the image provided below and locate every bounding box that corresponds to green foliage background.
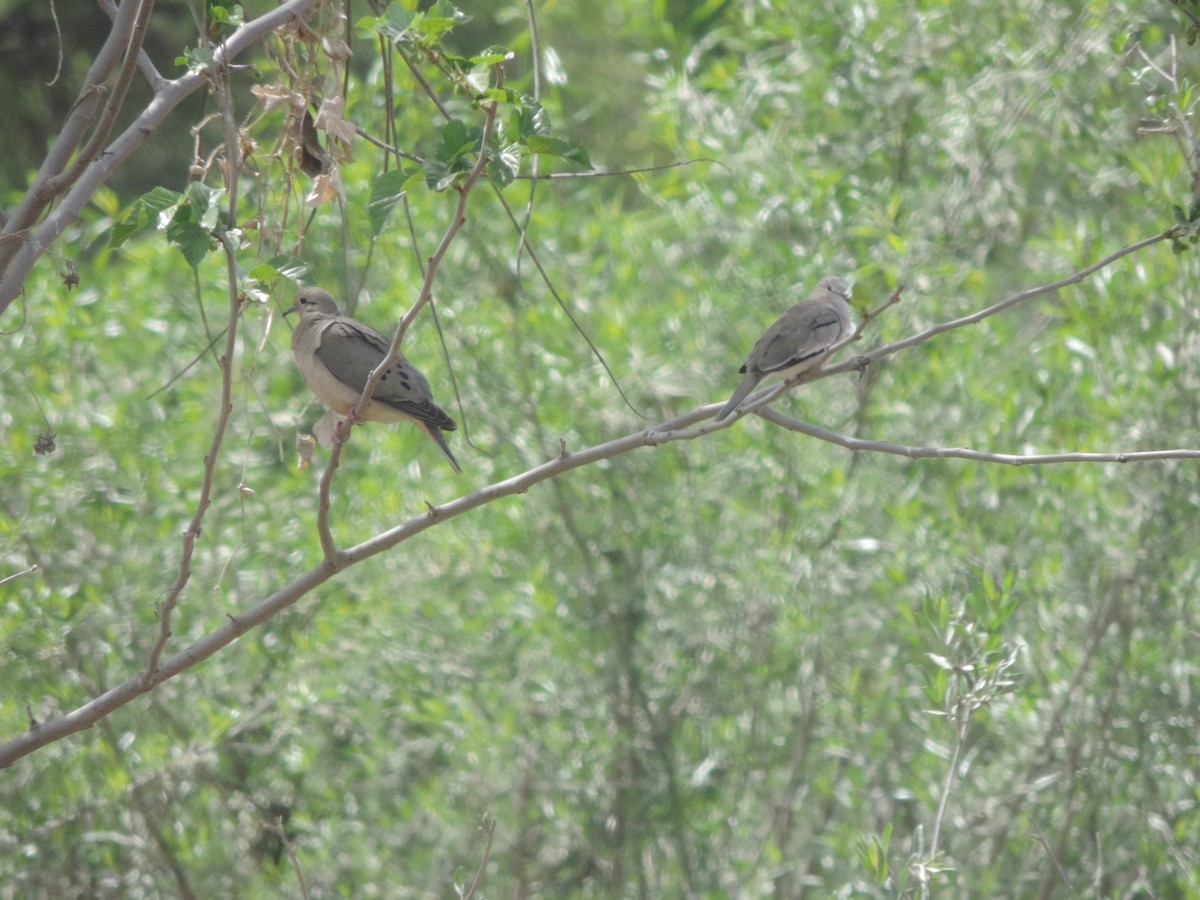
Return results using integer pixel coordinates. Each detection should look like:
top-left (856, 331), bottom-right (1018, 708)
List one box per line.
top-left (2, 0), bottom-right (1199, 896)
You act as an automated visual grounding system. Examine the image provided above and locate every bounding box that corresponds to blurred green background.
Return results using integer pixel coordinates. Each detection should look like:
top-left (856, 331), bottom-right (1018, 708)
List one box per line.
top-left (2, 0), bottom-right (1199, 896)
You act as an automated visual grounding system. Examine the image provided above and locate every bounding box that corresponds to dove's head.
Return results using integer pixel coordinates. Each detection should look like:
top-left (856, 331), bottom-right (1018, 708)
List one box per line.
top-left (816, 276), bottom-right (851, 303)
top-left (284, 286), bottom-right (342, 319)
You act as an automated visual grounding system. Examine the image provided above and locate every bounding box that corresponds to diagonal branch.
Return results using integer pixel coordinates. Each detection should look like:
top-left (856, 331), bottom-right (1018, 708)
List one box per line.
top-left (1165, 0), bottom-right (1200, 31)
top-left (142, 54), bottom-right (247, 682)
top-left (45, 0), bottom-right (157, 207)
top-left (4, 395), bottom-right (1198, 766)
top-left (0, 0), bottom-right (148, 254)
top-left (0, 0), bottom-right (323, 317)
top-left (314, 72), bottom-right (502, 558)
top-left (756, 414), bottom-right (1200, 466)
top-left (712, 230), bottom-right (1176, 421)
top-left (0, 228), bottom-right (1187, 766)
top-left (834, 230), bottom-right (1174, 373)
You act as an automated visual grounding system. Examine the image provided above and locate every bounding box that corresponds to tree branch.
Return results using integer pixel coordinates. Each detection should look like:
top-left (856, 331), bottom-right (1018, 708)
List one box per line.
top-left (1, 227), bottom-right (1186, 766)
top-left (143, 52), bottom-right (247, 682)
top-left (716, 230), bottom-right (1175, 420)
top-left (0, 0), bottom-right (323, 317)
top-left (1165, 0), bottom-right (1200, 31)
top-left (314, 69), bottom-right (502, 556)
top-left (0, 0), bottom-right (145, 253)
top-left (4, 384), bottom-right (1197, 767)
top-left (756, 414), bottom-right (1200, 466)
top-left (838, 230), bottom-right (1175, 373)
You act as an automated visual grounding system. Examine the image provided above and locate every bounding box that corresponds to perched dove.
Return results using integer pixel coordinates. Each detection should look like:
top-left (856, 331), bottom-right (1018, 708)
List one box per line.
top-left (715, 276), bottom-right (853, 421)
top-left (285, 286), bottom-right (462, 473)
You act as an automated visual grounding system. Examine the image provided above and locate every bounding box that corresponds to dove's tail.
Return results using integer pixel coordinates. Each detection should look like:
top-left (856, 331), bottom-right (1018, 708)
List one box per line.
top-left (424, 423), bottom-right (463, 474)
top-left (715, 372), bottom-right (760, 421)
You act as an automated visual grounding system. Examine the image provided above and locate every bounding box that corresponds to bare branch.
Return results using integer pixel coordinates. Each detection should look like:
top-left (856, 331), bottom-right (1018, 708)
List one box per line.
top-left (313, 67), bottom-right (503, 556)
top-left (61, 0), bottom-right (157, 196)
top-left (836, 231), bottom-right (1174, 373)
top-left (3, 375), bottom-right (1196, 766)
top-left (0, 564), bottom-right (39, 588)
top-left (1, 0), bottom-right (145, 242)
top-left (100, 0), bottom-right (168, 87)
top-left (264, 815), bottom-right (310, 900)
top-left (493, 187), bottom-right (644, 417)
top-left (461, 817), bottom-right (496, 900)
top-left (1165, 0), bottom-right (1200, 31)
top-left (756, 414), bottom-right (1200, 466)
top-left (715, 231), bottom-right (1175, 420)
top-left (143, 61), bottom-right (247, 681)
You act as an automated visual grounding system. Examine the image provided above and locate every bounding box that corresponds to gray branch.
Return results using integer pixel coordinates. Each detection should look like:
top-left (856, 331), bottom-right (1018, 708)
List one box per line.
top-left (0, 0), bottom-right (321, 317)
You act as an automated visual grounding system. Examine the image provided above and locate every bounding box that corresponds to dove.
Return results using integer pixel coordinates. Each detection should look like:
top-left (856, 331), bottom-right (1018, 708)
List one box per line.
top-left (285, 286), bottom-right (462, 473)
top-left (715, 276), bottom-right (853, 421)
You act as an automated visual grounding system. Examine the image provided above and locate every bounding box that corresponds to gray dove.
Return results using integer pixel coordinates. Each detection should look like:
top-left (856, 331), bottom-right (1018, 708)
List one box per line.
top-left (715, 276), bottom-right (853, 421)
top-left (285, 286), bottom-right (461, 473)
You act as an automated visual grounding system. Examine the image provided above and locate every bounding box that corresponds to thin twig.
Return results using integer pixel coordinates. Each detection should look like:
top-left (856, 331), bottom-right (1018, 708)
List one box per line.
top-left (0, 564), bottom-right (39, 588)
top-left (754, 415), bottom-right (1200, 466)
top-left (492, 188), bottom-right (644, 417)
top-left (1166, 0), bottom-right (1200, 31)
top-left (142, 49), bottom-right (246, 682)
top-left (843, 231), bottom-right (1173, 370)
top-left (314, 66), bottom-right (503, 558)
top-left (146, 326), bottom-right (229, 399)
top-left (264, 815), bottom-right (310, 900)
top-left (45, 0), bottom-right (64, 86)
top-left (353, 125), bottom-right (423, 165)
top-left (460, 818), bottom-right (496, 900)
top-left (927, 691), bottom-right (969, 861)
top-left (719, 231), bottom-right (1174, 420)
top-left (518, 158), bottom-right (725, 179)
top-left (394, 44), bottom-right (452, 120)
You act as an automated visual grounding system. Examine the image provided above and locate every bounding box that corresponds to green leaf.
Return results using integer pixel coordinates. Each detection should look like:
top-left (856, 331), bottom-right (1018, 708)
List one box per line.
top-left (109, 187), bottom-right (182, 248)
top-left (470, 46), bottom-right (514, 66)
top-left (487, 142), bottom-right (521, 188)
top-left (165, 219), bottom-right (213, 270)
top-left (417, 14), bottom-right (460, 40)
top-left (526, 135), bottom-right (592, 168)
top-left (368, 169), bottom-right (412, 237)
top-left (439, 119), bottom-right (473, 160)
top-left (423, 156), bottom-right (451, 191)
top-left (246, 256), bottom-right (308, 287)
top-left (508, 102), bottom-right (551, 140)
top-left (182, 183), bottom-right (224, 231)
top-left (376, 4), bottom-right (414, 42)
top-left (353, 15), bottom-right (383, 33)
top-left (176, 45), bottom-right (215, 73)
top-left (431, 0), bottom-right (469, 25)
top-left (266, 255), bottom-right (309, 284)
top-left (206, 1), bottom-right (244, 28)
